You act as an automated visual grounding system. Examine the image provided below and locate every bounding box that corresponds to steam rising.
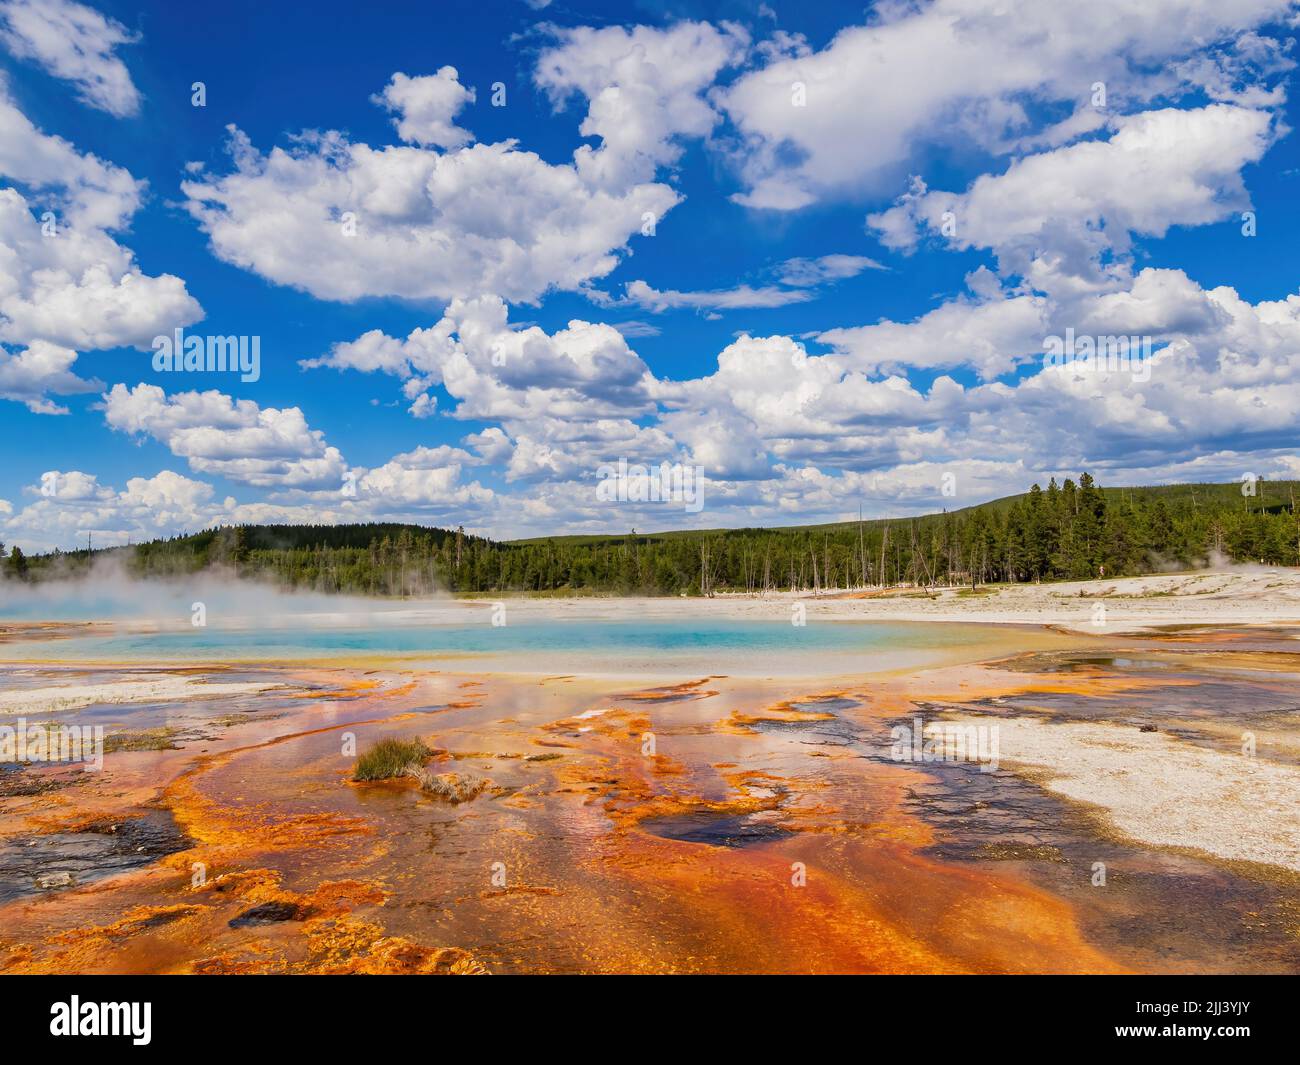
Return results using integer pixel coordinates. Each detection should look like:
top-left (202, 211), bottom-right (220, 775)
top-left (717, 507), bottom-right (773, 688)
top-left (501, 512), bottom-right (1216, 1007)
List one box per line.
top-left (0, 554), bottom-right (445, 628)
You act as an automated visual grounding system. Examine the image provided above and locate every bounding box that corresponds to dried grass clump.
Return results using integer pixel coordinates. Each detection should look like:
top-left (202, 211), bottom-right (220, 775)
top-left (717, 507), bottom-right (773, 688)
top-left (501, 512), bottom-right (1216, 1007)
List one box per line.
top-left (405, 766), bottom-right (491, 803)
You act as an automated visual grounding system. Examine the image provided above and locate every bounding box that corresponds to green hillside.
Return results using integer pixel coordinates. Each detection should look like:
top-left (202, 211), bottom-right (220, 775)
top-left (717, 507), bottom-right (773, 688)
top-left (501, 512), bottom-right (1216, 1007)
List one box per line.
top-left (506, 479), bottom-right (1299, 546)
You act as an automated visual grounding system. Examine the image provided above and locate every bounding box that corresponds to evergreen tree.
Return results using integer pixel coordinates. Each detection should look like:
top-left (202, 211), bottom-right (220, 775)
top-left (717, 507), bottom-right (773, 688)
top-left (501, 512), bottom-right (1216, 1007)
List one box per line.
top-left (7, 545), bottom-right (28, 579)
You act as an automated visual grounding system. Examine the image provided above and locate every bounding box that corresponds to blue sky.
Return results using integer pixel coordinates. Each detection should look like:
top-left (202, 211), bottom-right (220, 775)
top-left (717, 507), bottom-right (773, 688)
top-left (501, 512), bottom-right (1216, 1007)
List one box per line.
top-left (1, 0), bottom-right (1299, 551)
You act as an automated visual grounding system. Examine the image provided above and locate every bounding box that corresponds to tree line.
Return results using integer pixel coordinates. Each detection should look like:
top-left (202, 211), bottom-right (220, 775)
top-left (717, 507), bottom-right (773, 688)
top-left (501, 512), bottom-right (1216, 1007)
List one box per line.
top-left (5, 476), bottom-right (1298, 596)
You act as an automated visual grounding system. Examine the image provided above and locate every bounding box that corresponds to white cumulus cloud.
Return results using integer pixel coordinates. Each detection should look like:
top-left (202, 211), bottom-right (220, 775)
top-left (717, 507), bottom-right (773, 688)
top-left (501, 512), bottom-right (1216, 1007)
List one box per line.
top-left (0, 0), bottom-right (141, 116)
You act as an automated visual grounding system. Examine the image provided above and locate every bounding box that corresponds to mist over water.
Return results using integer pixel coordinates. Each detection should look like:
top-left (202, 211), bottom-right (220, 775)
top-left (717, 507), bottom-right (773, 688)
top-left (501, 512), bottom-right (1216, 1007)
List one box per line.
top-left (0, 557), bottom-right (433, 627)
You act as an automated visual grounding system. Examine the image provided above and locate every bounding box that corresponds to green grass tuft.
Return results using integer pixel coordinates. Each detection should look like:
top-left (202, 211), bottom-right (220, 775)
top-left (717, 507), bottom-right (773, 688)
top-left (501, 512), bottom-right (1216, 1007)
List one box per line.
top-left (352, 737), bottom-right (432, 781)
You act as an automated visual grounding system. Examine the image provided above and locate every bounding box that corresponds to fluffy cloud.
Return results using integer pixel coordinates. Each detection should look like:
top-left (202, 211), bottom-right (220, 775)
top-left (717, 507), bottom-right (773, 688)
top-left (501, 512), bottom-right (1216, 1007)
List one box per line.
top-left (356, 444), bottom-right (494, 510)
top-left (0, 80), bottom-right (201, 413)
top-left (870, 105), bottom-right (1276, 280)
top-left (184, 24), bottom-right (775, 307)
top-left (497, 416), bottom-right (678, 484)
top-left (0, 338), bottom-right (100, 412)
top-left (182, 100), bottom-right (678, 303)
top-left (300, 317), bottom-right (461, 418)
top-left (0, 82), bottom-right (139, 228)
top-left (730, 273), bottom-right (1299, 482)
top-left (535, 20), bottom-right (748, 190)
top-left (0, 456), bottom-right (501, 551)
top-left (720, 0), bottom-right (1294, 208)
top-left (374, 67), bottom-right (475, 149)
top-left (1, 469), bottom-right (219, 551)
top-left (0, 0), bottom-right (140, 116)
top-left (304, 294), bottom-right (658, 420)
top-left (818, 291), bottom-right (1049, 380)
top-left (102, 384), bottom-right (347, 489)
top-left (0, 191), bottom-right (200, 350)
